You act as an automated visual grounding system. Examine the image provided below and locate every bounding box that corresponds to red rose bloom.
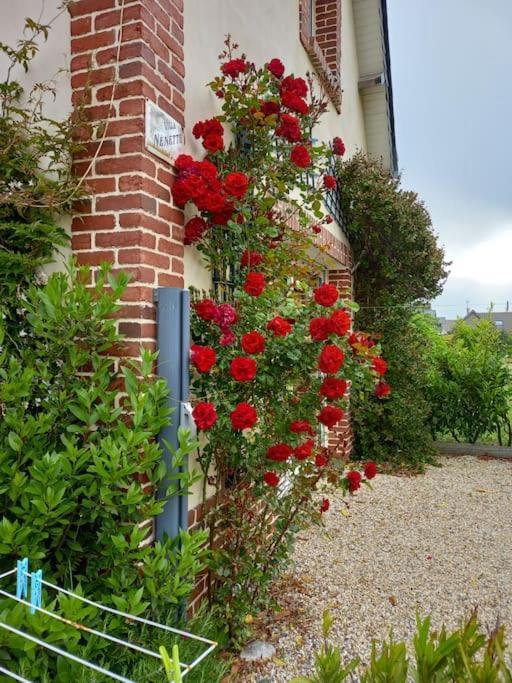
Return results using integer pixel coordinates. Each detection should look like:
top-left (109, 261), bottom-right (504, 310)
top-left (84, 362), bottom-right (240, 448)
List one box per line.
top-left (310, 316), bottom-right (331, 341)
top-left (221, 58), bottom-right (247, 78)
top-left (320, 377), bottom-right (347, 400)
top-left (264, 471), bottom-right (280, 487)
top-left (267, 316), bottom-right (293, 337)
top-left (184, 216), bottom-right (208, 245)
top-left (244, 272), bottom-right (266, 297)
top-left (241, 331), bottom-right (265, 354)
top-left (267, 443), bottom-right (293, 462)
top-left (230, 356), bottom-right (257, 382)
top-left (191, 344), bottom-right (216, 373)
top-left (220, 331), bottom-right (236, 346)
top-left (171, 177), bottom-right (193, 207)
top-left (267, 58), bottom-right (285, 78)
top-left (364, 461), bottom-right (378, 479)
top-left (203, 133), bottom-right (224, 153)
top-left (192, 402), bottom-right (217, 430)
top-left (174, 154), bottom-right (194, 171)
top-left (318, 344), bottom-right (345, 374)
top-left (230, 402), bottom-right (258, 430)
top-left (210, 204), bottom-right (234, 225)
top-left (325, 215), bottom-right (333, 224)
top-left (196, 190), bottom-right (227, 213)
top-left (290, 144), bottom-right (311, 168)
top-left (260, 100), bottom-right (280, 117)
top-left (194, 298), bottom-right (217, 321)
top-left (290, 420), bottom-right (315, 435)
top-left (224, 171), bottom-right (249, 199)
top-left (372, 357), bottom-right (388, 375)
top-left (330, 309), bottom-right (351, 336)
top-left (280, 75), bottom-right (308, 97)
top-left (332, 137), bottom-right (346, 156)
top-left (213, 303), bottom-right (237, 330)
top-left (315, 453), bottom-right (328, 467)
top-left (375, 381), bottom-right (391, 398)
top-left (281, 89), bottom-right (308, 114)
top-left (294, 439), bottom-right (314, 460)
top-left (323, 175), bottom-right (337, 190)
top-left (346, 470), bottom-right (362, 493)
top-left (241, 249), bottom-right (264, 268)
top-left (318, 405), bottom-right (344, 428)
top-left (320, 498), bottom-right (330, 513)
top-left (312, 224), bottom-right (322, 234)
top-left (314, 283), bottom-right (339, 307)
top-left (276, 113), bottom-right (301, 142)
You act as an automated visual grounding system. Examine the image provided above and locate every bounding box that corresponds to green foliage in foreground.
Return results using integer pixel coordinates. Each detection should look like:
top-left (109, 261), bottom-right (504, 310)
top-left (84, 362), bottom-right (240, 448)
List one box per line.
top-left (292, 610), bottom-right (511, 682)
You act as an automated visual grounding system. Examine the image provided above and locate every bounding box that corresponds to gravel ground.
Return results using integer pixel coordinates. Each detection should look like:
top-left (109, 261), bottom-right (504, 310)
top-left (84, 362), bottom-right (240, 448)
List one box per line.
top-left (240, 456), bottom-right (512, 681)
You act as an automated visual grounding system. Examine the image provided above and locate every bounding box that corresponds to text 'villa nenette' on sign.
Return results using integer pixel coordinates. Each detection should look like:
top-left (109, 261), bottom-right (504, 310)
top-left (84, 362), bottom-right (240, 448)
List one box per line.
top-left (145, 99), bottom-right (184, 164)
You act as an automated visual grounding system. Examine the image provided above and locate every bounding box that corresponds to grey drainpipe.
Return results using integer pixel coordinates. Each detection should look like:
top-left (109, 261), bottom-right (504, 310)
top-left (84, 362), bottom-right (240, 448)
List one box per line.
top-left (154, 287), bottom-right (191, 539)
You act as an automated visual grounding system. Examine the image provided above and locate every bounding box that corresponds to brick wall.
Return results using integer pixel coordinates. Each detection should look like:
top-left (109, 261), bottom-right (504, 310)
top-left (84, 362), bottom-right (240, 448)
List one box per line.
top-left (70, 0), bottom-right (186, 358)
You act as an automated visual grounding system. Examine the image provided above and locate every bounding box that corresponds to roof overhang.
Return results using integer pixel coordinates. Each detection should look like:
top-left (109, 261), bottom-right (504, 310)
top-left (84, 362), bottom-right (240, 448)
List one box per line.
top-left (353, 0), bottom-right (398, 174)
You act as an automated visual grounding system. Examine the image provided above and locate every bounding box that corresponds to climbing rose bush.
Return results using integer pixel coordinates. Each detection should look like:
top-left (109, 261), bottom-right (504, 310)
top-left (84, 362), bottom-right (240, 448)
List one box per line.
top-left (175, 39), bottom-right (389, 634)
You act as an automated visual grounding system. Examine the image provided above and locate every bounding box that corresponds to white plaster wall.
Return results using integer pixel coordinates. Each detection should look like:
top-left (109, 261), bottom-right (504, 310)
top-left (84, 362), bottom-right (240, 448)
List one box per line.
top-left (183, 0), bottom-right (367, 292)
top-left (1, 0), bottom-right (72, 273)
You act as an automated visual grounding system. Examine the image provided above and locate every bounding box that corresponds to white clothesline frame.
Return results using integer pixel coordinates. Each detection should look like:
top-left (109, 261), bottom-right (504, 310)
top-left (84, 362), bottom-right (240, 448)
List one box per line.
top-left (0, 563), bottom-right (217, 683)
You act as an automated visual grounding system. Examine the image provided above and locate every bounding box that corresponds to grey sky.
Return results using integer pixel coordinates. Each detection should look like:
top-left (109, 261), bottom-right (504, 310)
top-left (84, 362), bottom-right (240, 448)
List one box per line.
top-left (387, 0), bottom-right (512, 318)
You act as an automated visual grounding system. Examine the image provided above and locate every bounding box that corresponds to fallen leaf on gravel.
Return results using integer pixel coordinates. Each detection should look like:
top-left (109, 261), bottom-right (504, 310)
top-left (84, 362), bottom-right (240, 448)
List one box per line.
top-left (389, 595), bottom-right (398, 606)
top-left (475, 488), bottom-right (493, 493)
top-left (295, 635), bottom-right (304, 646)
top-left (273, 657), bottom-right (286, 666)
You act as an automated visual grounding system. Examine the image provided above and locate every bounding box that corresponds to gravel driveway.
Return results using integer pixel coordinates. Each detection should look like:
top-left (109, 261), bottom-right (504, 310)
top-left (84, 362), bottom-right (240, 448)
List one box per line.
top-left (241, 456), bottom-right (512, 681)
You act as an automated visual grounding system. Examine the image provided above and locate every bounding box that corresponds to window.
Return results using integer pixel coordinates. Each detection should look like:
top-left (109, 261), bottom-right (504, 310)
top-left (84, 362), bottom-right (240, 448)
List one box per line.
top-left (299, 0), bottom-right (342, 111)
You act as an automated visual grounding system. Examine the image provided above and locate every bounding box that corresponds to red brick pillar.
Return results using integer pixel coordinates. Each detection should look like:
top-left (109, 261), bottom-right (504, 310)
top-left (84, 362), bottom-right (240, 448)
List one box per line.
top-left (328, 266), bottom-right (354, 458)
top-left (69, 0), bottom-right (185, 357)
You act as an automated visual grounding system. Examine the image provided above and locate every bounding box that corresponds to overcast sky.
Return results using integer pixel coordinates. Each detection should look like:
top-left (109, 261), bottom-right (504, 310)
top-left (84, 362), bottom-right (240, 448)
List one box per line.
top-left (387, 0), bottom-right (512, 319)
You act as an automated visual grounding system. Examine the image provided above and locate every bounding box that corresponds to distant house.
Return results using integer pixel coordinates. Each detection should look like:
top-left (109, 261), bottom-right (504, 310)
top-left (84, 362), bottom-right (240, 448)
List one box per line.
top-left (463, 309), bottom-right (512, 334)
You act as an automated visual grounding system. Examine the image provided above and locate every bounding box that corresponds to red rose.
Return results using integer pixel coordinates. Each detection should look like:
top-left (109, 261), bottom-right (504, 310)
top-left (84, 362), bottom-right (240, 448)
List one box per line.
top-left (314, 283), bottom-right (339, 307)
top-left (375, 381), bottom-right (391, 398)
top-left (372, 357), bottom-right (388, 375)
top-left (210, 204), bottom-right (234, 225)
top-left (312, 225), bottom-right (322, 235)
top-left (290, 144), bottom-right (311, 168)
top-left (346, 470), bottom-right (362, 493)
top-left (213, 303), bottom-right (237, 330)
top-left (325, 215), bottom-right (333, 224)
top-left (281, 89), bottom-right (308, 114)
top-left (192, 402), bottom-right (217, 430)
top-left (320, 377), bottom-right (347, 400)
top-left (230, 356), bottom-right (257, 382)
top-left (260, 100), bottom-right (280, 117)
top-left (315, 453), bottom-right (328, 467)
top-left (203, 133), bottom-right (224, 153)
top-left (317, 405), bottom-right (344, 428)
top-left (276, 113), bottom-right (301, 142)
top-left (197, 159), bottom-right (219, 180)
top-left (191, 344), bottom-right (216, 373)
top-left (267, 316), bottom-right (293, 337)
top-left (230, 402), bottom-right (258, 430)
top-left (290, 420), bottom-right (315, 435)
top-left (263, 471), bottom-right (280, 487)
top-left (196, 190), bottom-right (227, 213)
top-left (267, 58), bottom-right (285, 78)
top-left (267, 443), bottom-right (293, 462)
top-left (330, 309), bottom-right (350, 336)
top-left (241, 331), bottom-right (265, 354)
top-left (184, 216), bottom-right (208, 245)
top-left (175, 154), bottom-right (194, 171)
top-left (241, 249), bottom-right (264, 268)
top-left (224, 171), bottom-right (249, 199)
top-left (244, 272), bottom-right (266, 297)
top-left (310, 316), bottom-right (331, 341)
top-left (194, 298), bottom-right (217, 321)
top-left (320, 498), bottom-right (330, 513)
top-left (221, 58), bottom-right (247, 78)
top-left (280, 75), bottom-right (308, 97)
top-left (318, 344), bottom-right (345, 374)
top-left (332, 137), bottom-right (346, 156)
top-left (364, 461), bottom-right (378, 479)
top-left (220, 331), bottom-right (236, 346)
top-left (171, 177), bottom-right (193, 207)
top-left (323, 175), bottom-right (337, 190)
top-left (294, 439), bottom-right (314, 460)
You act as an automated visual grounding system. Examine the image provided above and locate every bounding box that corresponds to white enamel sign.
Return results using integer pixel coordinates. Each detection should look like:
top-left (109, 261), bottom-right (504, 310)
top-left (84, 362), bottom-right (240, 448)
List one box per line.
top-left (145, 99), bottom-right (184, 164)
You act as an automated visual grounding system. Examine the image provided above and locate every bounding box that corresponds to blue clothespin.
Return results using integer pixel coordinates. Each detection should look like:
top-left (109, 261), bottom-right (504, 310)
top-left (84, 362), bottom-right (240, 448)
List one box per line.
top-left (16, 558), bottom-right (28, 600)
top-left (30, 569), bottom-right (42, 615)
